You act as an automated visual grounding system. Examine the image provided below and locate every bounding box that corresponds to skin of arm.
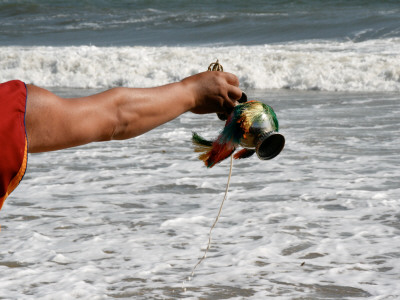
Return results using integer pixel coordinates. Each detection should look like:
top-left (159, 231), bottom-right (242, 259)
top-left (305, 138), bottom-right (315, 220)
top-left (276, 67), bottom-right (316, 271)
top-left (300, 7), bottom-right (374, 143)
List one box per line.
top-left (25, 71), bottom-right (242, 153)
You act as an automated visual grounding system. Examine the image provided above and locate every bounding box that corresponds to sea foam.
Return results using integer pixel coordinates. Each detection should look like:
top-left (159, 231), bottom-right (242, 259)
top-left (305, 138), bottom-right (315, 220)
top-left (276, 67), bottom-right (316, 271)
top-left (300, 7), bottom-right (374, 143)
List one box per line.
top-left (1, 38), bottom-right (400, 92)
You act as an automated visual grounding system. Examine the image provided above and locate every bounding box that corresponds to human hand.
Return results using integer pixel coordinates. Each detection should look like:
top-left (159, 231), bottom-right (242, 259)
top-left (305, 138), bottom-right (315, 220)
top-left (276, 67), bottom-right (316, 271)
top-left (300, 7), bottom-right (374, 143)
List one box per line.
top-left (180, 71), bottom-right (243, 115)
top-left (216, 92), bottom-right (248, 120)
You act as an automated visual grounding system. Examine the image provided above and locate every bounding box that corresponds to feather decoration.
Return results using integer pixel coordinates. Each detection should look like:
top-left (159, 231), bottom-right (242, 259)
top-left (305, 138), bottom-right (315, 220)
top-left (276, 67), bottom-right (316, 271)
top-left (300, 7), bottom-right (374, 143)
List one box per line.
top-left (192, 101), bottom-right (284, 168)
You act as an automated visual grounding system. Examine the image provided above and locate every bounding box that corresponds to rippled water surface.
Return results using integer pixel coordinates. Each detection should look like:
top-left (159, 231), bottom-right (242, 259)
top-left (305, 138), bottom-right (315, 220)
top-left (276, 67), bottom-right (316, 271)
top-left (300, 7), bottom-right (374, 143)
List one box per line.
top-left (1, 89), bottom-right (399, 299)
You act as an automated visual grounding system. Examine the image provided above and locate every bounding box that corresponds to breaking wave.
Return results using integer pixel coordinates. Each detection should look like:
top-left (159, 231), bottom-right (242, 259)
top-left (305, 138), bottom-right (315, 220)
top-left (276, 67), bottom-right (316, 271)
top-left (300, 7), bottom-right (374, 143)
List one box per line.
top-left (1, 39), bottom-right (400, 92)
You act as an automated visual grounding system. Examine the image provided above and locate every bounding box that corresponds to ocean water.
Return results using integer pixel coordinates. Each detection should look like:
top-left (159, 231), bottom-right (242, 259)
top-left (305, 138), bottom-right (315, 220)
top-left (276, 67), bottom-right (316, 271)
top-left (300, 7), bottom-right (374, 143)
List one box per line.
top-left (1, 1), bottom-right (400, 299)
top-left (0, 0), bottom-right (400, 91)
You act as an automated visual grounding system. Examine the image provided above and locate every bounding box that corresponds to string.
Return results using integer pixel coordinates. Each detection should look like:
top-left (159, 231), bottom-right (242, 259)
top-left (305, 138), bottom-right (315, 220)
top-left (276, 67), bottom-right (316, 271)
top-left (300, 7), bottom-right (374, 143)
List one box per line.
top-left (190, 154), bottom-right (233, 278)
top-left (182, 59), bottom-right (229, 293)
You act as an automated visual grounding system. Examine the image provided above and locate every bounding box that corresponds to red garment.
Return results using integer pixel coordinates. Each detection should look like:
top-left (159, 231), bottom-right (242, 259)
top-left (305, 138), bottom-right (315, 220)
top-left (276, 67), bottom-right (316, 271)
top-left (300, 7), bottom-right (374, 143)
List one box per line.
top-left (0, 80), bottom-right (28, 210)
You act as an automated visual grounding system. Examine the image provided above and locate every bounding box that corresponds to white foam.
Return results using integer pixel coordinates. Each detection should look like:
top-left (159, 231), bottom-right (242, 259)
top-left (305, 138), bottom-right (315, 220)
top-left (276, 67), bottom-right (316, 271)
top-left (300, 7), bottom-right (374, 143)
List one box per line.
top-left (1, 91), bottom-right (399, 299)
top-left (1, 39), bottom-right (400, 91)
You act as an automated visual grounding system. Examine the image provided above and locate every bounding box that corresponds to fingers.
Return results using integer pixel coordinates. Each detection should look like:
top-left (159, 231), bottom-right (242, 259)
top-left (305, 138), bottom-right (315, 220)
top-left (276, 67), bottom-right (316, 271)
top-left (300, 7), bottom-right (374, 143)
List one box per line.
top-left (217, 91), bottom-right (248, 121)
top-left (227, 85), bottom-right (242, 102)
top-left (224, 72), bottom-right (240, 87)
top-left (214, 73), bottom-right (246, 120)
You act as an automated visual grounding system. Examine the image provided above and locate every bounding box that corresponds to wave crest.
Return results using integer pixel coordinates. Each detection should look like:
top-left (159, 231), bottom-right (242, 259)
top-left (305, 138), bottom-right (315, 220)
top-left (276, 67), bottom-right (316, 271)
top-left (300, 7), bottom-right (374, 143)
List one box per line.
top-left (1, 40), bottom-right (400, 92)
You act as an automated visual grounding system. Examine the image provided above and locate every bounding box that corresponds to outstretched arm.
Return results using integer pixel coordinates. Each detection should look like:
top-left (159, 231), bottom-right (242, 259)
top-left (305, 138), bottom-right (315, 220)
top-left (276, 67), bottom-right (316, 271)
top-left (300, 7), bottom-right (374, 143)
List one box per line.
top-left (25, 71), bottom-right (242, 153)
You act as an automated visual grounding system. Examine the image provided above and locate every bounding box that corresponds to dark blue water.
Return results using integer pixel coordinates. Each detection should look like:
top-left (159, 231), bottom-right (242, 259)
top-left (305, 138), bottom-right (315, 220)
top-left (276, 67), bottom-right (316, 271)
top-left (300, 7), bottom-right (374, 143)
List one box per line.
top-left (1, 0), bottom-right (400, 46)
top-left (1, 0), bottom-right (400, 91)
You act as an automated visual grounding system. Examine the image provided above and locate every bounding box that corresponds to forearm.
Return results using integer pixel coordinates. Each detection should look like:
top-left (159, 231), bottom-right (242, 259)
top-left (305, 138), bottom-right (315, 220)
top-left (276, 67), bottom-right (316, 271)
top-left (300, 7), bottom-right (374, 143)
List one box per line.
top-left (111, 81), bottom-right (193, 140)
top-left (110, 71), bottom-right (242, 140)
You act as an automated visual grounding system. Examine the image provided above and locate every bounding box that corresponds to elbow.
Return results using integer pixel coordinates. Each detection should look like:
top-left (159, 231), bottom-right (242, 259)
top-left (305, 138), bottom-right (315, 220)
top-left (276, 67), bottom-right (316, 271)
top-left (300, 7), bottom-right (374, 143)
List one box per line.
top-left (108, 87), bottom-right (125, 141)
top-left (108, 87), bottom-right (139, 141)
top-left (91, 87), bottom-right (125, 142)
